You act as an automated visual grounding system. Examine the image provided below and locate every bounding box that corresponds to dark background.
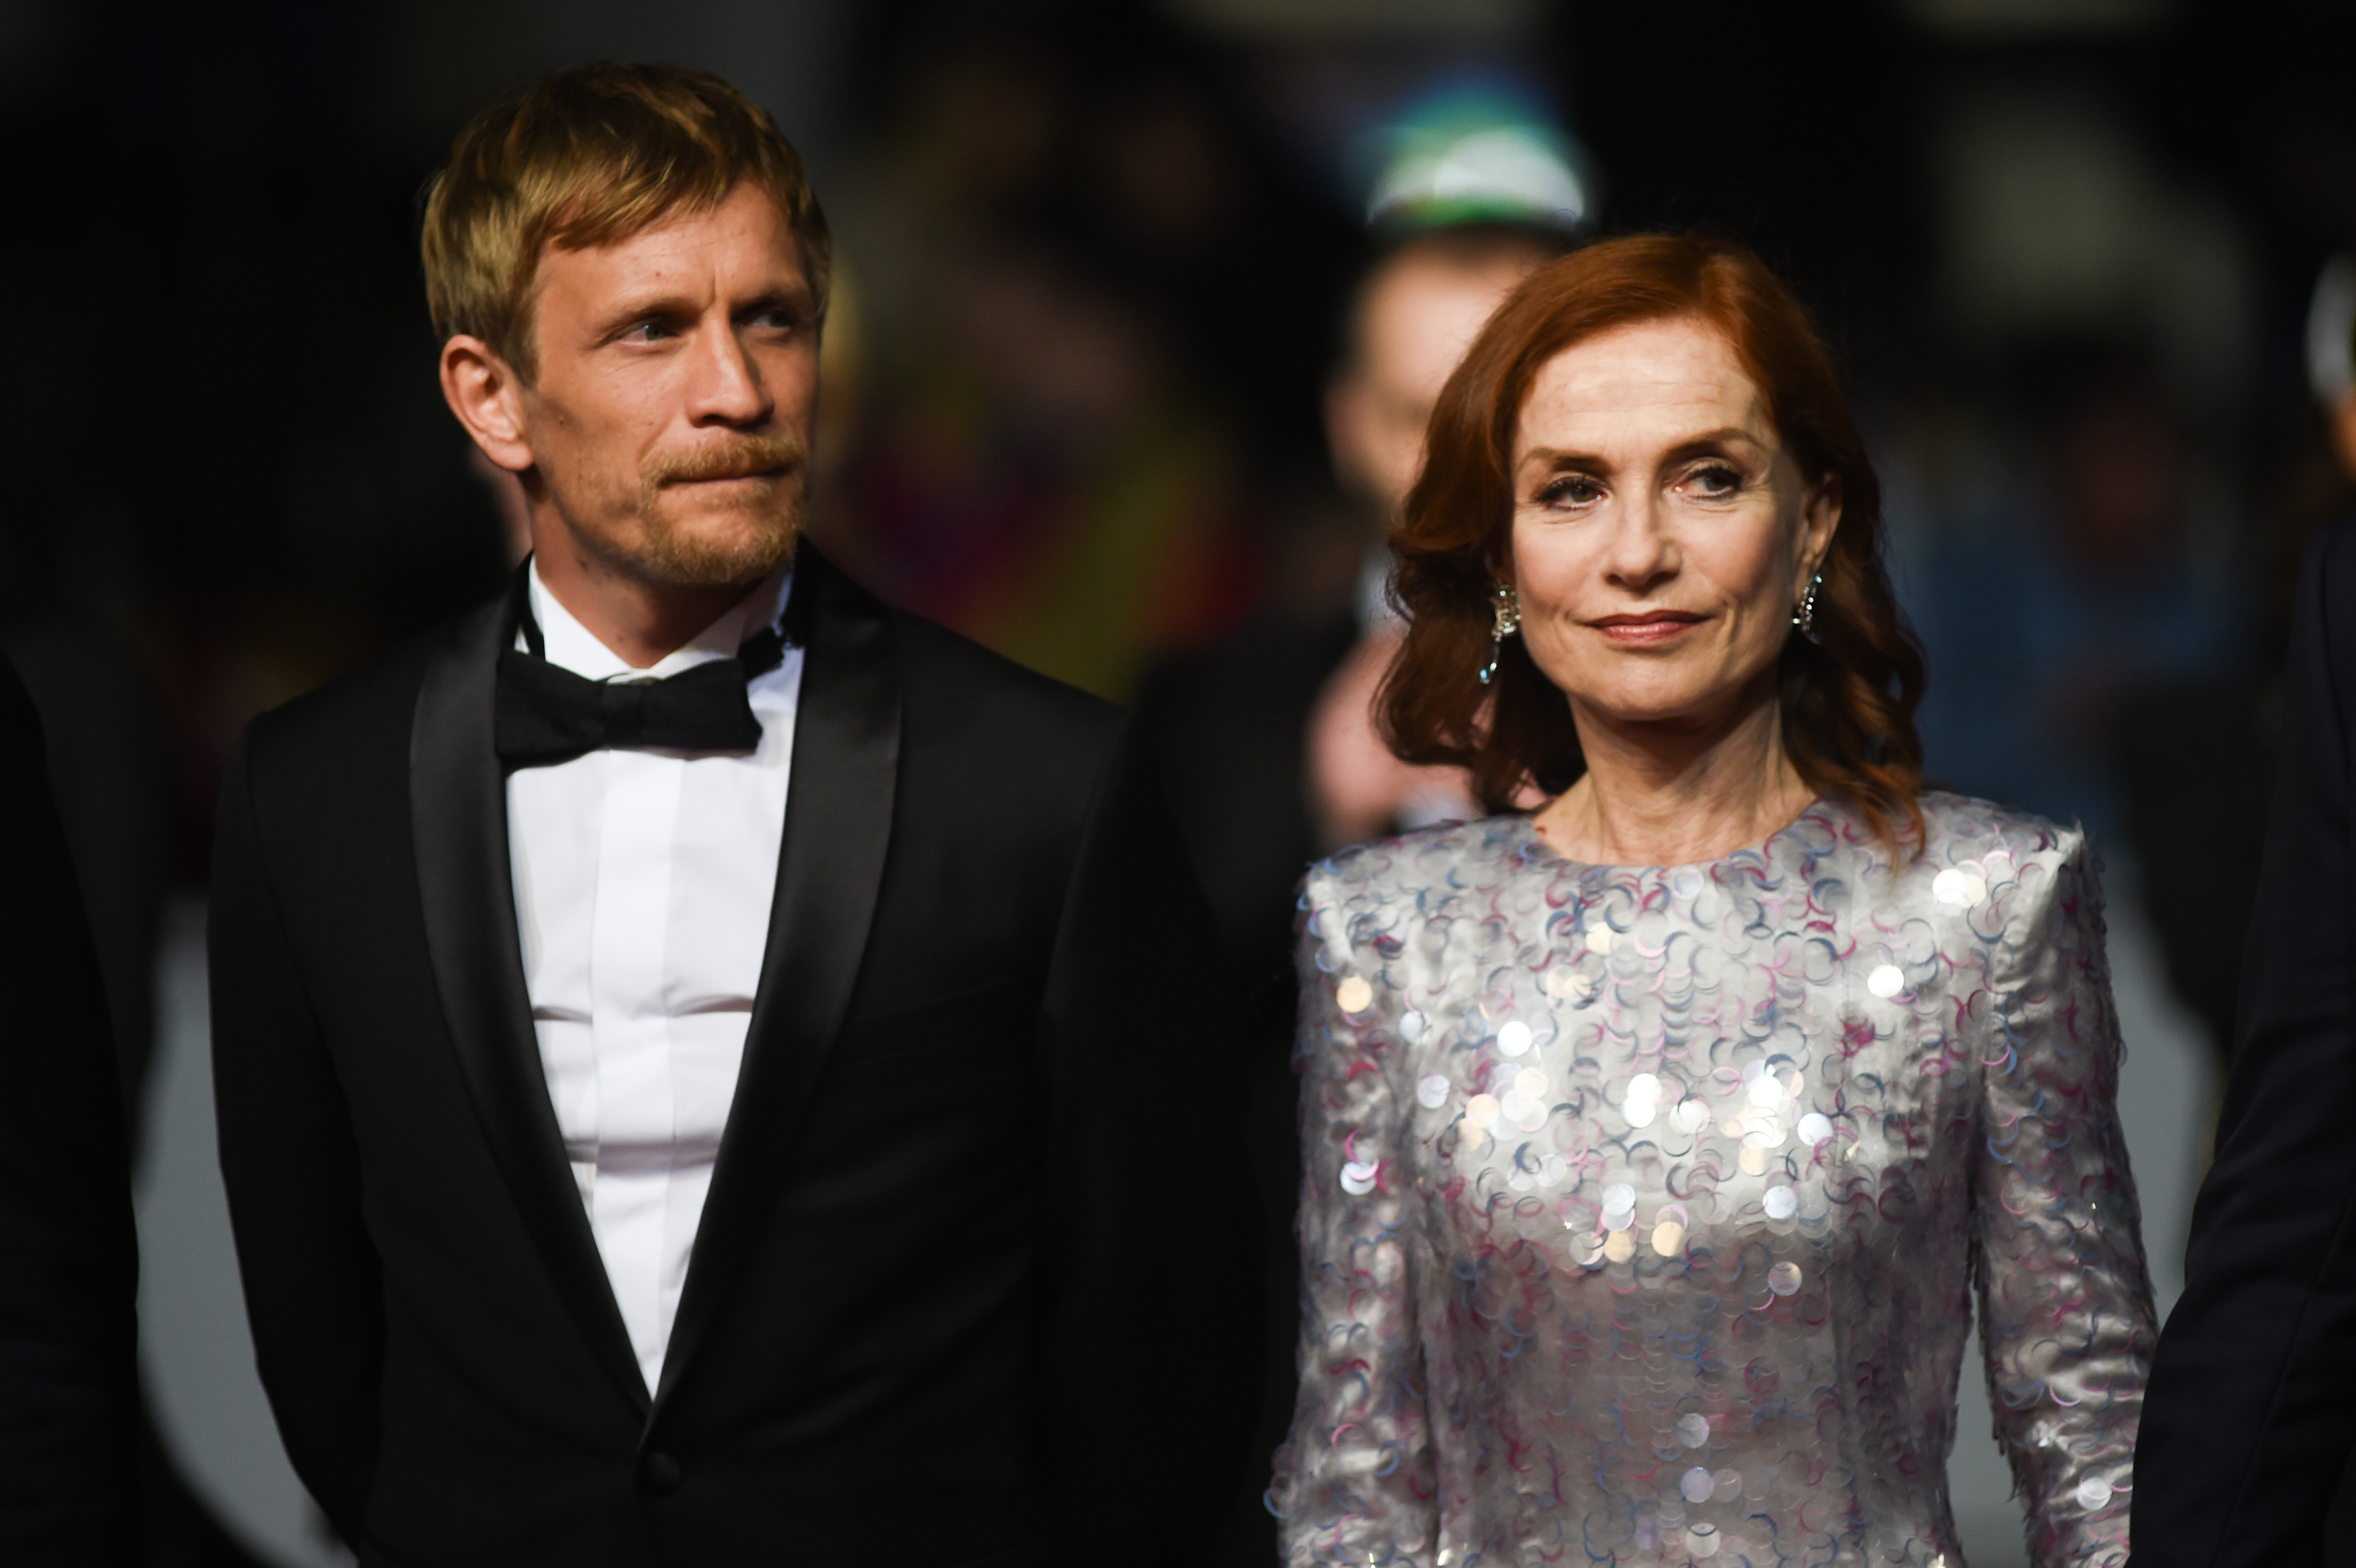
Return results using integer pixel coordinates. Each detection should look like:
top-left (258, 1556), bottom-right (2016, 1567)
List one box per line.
top-left (2, 0), bottom-right (2348, 1562)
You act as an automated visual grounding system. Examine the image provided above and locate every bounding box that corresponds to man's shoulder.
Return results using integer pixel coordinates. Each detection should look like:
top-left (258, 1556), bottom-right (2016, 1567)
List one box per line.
top-left (241, 604), bottom-right (488, 777)
top-left (884, 605), bottom-right (1124, 757)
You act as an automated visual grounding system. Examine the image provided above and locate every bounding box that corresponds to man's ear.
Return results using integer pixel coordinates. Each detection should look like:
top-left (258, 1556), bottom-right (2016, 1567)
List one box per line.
top-left (440, 335), bottom-right (534, 476)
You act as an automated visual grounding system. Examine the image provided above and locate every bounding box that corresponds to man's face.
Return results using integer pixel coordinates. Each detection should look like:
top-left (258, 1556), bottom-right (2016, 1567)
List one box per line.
top-left (512, 182), bottom-right (819, 588)
top-left (1327, 250), bottom-right (1534, 519)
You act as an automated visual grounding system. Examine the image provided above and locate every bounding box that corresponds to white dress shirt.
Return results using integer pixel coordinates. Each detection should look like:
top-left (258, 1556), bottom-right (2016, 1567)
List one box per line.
top-left (506, 561), bottom-right (802, 1395)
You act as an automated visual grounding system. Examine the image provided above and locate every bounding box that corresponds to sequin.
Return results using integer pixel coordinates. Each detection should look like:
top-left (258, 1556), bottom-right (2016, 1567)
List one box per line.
top-left (1277, 797), bottom-right (2152, 1568)
top-left (1933, 867), bottom-right (1989, 906)
top-left (1682, 1467), bottom-right (1714, 1504)
top-left (1335, 975), bottom-right (1373, 1013)
top-left (1496, 1020), bottom-right (1533, 1057)
top-left (1546, 969), bottom-right (1593, 1001)
top-left (1416, 1074), bottom-right (1451, 1109)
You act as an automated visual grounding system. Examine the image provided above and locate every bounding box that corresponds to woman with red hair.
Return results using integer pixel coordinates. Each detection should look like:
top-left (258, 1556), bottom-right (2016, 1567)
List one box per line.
top-left (1272, 235), bottom-right (2152, 1568)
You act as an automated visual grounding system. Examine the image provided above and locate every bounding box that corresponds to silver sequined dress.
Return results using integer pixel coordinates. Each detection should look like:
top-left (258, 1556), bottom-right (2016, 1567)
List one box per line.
top-left (1273, 793), bottom-right (2153, 1568)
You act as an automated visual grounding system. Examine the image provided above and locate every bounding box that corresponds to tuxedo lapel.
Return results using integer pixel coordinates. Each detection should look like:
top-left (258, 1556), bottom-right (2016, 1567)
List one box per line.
top-left (410, 592), bottom-right (650, 1413)
top-left (654, 545), bottom-right (902, 1409)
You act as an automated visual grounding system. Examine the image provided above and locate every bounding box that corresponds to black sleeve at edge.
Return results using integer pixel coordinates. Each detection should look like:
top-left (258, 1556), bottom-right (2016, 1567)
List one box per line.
top-left (1035, 720), bottom-right (1265, 1565)
top-left (0, 656), bottom-right (140, 1563)
top-left (208, 724), bottom-right (385, 1545)
top-left (2133, 520), bottom-right (2356, 1568)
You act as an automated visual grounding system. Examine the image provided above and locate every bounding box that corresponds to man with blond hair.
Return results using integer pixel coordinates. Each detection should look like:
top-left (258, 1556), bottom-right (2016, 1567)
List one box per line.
top-left (209, 62), bottom-right (1253, 1567)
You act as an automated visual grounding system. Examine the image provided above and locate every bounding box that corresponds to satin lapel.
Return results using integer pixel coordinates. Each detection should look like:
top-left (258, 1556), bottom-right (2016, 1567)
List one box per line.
top-left (654, 546), bottom-right (902, 1410)
top-left (410, 596), bottom-right (650, 1413)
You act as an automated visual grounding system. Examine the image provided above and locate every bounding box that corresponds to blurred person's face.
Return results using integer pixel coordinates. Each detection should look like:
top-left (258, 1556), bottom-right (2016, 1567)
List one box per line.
top-left (1508, 316), bottom-right (1837, 739)
top-left (1329, 250), bottom-right (1533, 518)
top-left (444, 182), bottom-right (820, 591)
top-left (2050, 389), bottom-right (2180, 571)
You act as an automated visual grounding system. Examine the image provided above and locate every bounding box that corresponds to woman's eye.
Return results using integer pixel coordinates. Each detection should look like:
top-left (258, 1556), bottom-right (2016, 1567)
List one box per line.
top-left (1538, 475), bottom-right (1604, 507)
top-left (1687, 464), bottom-right (1742, 497)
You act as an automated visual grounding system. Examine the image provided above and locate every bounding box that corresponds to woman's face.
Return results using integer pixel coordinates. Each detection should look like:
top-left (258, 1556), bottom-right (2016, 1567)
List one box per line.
top-left (1509, 316), bottom-right (1838, 737)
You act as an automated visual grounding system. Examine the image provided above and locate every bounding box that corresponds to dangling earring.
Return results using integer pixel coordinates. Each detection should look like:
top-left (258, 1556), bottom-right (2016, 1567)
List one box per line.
top-left (1792, 572), bottom-right (1825, 645)
top-left (1478, 582), bottom-right (1522, 686)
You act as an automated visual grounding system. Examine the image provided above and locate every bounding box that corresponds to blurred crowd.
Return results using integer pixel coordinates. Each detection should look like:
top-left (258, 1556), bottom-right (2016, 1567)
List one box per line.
top-left (3, 0), bottom-right (2353, 1563)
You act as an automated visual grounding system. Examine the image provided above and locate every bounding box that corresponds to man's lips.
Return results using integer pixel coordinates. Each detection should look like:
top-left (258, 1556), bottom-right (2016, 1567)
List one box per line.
top-left (667, 464), bottom-right (792, 485)
top-left (1587, 611), bottom-right (1704, 646)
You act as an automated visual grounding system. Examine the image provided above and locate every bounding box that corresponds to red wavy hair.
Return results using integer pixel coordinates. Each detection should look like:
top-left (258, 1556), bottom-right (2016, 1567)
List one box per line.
top-left (1379, 233), bottom-right (1928, 848)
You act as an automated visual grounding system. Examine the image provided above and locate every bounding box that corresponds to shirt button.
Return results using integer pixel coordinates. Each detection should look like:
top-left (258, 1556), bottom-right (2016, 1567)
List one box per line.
top-left (639, 1452), bottom-right (683, 1495)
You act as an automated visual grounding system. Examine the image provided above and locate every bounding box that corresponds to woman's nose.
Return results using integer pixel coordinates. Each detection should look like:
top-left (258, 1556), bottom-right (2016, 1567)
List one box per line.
top-left (1603, 499), bottom-right (1679, 591)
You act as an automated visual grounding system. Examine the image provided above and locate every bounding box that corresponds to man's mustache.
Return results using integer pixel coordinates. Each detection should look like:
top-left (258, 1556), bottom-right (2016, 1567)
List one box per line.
top-left (644, 435), bottom-right (805, 486)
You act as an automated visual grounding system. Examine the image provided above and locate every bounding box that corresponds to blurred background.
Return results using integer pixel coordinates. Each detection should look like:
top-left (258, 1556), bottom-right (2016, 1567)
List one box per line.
top-left (3, 0), bottom-right (2350, 1562)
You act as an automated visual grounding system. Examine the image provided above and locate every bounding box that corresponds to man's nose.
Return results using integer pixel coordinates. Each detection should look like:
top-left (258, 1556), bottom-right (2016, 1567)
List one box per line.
top-left (687, 320), bottom-right (773, 426)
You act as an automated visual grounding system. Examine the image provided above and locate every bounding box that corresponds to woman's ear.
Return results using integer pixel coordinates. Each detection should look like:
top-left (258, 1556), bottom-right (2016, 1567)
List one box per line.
top-left (1800, 476), bottom-right (1843, 581)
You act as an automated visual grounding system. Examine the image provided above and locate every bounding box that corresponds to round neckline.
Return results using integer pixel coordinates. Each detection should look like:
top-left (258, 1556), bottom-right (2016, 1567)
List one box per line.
top-left (1511, 795), bottom-right (1836, 876)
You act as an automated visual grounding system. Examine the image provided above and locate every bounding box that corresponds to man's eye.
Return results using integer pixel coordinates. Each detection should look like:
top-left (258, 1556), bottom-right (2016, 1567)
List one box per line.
top-left (621, 320), bottom-right (673, 343)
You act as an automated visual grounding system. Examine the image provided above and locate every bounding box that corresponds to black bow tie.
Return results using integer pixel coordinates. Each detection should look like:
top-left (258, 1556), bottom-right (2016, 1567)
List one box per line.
top-left (494, 572), bottom-right (791, 768)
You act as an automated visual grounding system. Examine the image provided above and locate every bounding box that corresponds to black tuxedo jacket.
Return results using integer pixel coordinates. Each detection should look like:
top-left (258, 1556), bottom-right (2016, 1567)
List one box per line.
top-left (209, 548), bottom-right (1258, 1568)
top-left (0, 656), bottom-right (139, 1563)
top-left (2134, 518), bottom-right (2356, 1565)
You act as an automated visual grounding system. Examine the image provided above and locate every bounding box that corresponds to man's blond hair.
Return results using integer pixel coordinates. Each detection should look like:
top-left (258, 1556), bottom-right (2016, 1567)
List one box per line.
top-left (421, 61), bottom-right (831, 380)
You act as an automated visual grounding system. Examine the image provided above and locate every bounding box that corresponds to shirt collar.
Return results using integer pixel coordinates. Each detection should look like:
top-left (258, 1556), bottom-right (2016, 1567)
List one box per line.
top-left (526, 558), bottom-right (795, 683)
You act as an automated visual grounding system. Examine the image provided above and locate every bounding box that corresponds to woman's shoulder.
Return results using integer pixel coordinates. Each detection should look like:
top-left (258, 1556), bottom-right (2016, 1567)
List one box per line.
top-left (1299, 812), bottom-right (1544, 914)
top-left (1908, 790), bottom-right (2091, 873)
top-left (1883, 791), bottom-right (2101, 944)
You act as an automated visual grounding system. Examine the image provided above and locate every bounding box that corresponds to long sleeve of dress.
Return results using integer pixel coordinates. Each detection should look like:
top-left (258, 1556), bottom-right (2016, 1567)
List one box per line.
top-left (1969, 832), bottom-right (2154, 1568)
top-left (1274, 862), bottom-right (1437, 1567)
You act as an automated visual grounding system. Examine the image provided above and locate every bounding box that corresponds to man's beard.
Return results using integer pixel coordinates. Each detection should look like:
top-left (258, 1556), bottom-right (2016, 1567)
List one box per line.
top-left (628, 434), bottom-right (808, 587)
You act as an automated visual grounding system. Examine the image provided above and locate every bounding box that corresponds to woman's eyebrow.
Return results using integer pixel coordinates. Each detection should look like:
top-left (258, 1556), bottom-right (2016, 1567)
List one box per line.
top-left (1516, 445), bottom-right (1608, 471)
top-left (1662, 426), bottom-right (1767, 456)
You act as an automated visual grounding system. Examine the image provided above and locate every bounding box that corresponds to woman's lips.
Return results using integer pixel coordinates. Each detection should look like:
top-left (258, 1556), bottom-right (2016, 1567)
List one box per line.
top-left (1588, 612), bottom-right (1703, 647)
